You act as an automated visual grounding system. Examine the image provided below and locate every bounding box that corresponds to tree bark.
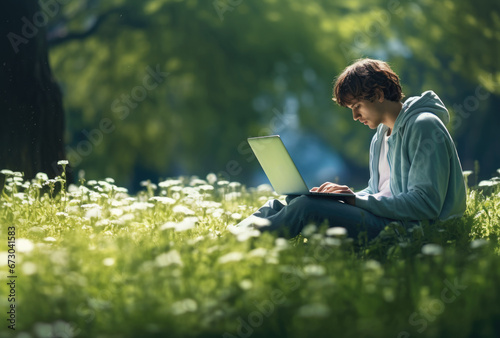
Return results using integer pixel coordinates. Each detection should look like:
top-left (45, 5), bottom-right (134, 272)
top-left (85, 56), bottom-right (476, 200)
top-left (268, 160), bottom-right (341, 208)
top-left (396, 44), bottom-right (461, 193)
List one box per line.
top-left (0, 0), bottom-right (68, 184)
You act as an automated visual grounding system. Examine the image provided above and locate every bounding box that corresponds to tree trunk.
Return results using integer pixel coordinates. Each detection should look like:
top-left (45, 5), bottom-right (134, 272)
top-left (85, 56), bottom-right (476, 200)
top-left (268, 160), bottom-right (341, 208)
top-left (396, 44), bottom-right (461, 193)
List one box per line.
top-left (0, 0), bottom-right (68, 186)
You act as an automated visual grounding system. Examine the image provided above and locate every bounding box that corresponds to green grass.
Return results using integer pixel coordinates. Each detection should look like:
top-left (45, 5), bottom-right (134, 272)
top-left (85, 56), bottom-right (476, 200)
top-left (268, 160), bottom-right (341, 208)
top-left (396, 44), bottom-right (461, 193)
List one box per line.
top-left (1, 168), bottom-right (500, 338)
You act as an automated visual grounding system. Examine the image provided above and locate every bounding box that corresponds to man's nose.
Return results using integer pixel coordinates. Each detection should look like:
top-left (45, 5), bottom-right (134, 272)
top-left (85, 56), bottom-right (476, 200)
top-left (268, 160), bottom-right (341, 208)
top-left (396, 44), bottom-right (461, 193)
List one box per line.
top-left (352, 110), bottom-right (360, 121)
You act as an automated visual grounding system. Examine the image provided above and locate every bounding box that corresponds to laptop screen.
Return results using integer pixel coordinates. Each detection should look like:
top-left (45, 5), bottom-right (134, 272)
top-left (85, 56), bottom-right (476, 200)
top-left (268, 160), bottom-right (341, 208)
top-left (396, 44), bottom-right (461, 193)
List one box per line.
top-left (247, 135), bottom-right (310, 195)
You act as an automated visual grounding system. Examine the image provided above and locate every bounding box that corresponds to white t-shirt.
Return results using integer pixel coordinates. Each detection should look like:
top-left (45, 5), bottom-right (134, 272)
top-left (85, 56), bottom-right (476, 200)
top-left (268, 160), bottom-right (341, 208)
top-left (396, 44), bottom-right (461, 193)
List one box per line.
top-left (375, 130), bottom-right (392, 198)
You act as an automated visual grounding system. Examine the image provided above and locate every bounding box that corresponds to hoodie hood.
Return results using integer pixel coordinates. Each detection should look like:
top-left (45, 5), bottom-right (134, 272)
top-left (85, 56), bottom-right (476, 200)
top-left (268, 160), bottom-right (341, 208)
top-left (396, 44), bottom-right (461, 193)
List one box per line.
top-left (390, 90), bottom-right (450, 136)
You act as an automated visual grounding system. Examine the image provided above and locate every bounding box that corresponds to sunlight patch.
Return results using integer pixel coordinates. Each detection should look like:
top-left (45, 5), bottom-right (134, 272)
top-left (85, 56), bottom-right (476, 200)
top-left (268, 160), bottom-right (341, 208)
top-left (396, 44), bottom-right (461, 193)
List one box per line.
top-left (218, 252), bottom-right (244, 264)
top-left (156, 250), bottom-right (183, 267)
top-left (103, 258), bottom-right (116, 266)
top-left (297, 303), bottom-right (330, 318)
top-left (171, 299), bottom-right (197, 315)
top-left (17, 238), bottom-right (35, 253)
top-left (421, 243), bottom-right (444, 256)
top-left (173, 205), bottom-right (195, 215)
top-left (161, 217), bottom-right (198, 232)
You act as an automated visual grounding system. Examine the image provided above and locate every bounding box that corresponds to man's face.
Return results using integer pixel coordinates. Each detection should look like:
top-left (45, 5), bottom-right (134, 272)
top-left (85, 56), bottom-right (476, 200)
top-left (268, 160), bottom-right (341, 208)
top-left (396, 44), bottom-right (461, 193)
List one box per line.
top-left (347, 98), bottom-right (385, 129)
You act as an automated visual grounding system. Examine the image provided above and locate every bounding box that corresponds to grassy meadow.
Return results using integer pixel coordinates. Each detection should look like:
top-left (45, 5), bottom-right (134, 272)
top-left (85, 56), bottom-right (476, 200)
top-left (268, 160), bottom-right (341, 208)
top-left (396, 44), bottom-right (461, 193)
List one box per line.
top-left (1, 167), bottom-right (500, 338)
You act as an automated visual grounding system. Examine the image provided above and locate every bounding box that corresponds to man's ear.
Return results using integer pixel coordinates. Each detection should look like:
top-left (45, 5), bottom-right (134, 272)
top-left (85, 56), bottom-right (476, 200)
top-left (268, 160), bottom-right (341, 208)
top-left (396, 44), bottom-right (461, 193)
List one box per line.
top-left (376, 88), bottom-right (385, 102)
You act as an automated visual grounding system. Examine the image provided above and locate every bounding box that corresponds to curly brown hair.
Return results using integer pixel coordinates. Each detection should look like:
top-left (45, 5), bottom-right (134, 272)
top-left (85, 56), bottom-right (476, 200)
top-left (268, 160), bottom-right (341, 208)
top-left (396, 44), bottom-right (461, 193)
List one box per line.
top-left (333, 58), bottom-right (404, 107)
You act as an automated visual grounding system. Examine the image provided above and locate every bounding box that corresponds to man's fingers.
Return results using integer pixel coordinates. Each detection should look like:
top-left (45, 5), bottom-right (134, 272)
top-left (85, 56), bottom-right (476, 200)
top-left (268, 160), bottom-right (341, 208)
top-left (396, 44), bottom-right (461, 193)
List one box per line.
top-left (318, 182), bottom-right (332, 191)
top-left (316, 182), bottom-right (353, 193)
top-left (330, 185), bottom-right (348, 193)
top-left (318, 182), bottom-right (342, 192)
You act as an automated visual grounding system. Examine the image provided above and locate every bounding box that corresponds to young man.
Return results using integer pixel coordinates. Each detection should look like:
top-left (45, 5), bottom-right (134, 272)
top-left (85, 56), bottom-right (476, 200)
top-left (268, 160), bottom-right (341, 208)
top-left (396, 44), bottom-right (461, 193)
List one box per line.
top-left (237, 58), bottom-right (467, 240)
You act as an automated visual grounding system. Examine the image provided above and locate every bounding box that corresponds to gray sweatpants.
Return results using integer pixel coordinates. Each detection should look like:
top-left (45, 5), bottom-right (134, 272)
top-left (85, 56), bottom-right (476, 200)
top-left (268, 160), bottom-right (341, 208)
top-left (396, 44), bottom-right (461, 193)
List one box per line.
top-left (237, 194), bottom-right (400, 239)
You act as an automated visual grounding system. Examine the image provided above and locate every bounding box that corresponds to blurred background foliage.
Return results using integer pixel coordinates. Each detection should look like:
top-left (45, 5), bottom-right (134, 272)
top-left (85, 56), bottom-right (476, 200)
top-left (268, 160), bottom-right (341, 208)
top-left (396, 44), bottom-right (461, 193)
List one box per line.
top-left (45, 0), bottom-right (500, 191)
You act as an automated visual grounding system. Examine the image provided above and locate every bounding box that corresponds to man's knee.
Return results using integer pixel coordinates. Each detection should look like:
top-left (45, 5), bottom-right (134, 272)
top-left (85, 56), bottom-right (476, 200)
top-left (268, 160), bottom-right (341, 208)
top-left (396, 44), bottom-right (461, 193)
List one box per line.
top-left (285, 194), bottom-right (301, 204)
top-left (288, 195), bottom-right (317, 213)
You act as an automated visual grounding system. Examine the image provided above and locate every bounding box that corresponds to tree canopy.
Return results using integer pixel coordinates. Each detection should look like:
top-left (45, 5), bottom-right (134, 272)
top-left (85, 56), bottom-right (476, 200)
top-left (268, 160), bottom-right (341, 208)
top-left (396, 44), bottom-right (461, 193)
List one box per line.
top-left (40, 0), bottom-right (500, 189)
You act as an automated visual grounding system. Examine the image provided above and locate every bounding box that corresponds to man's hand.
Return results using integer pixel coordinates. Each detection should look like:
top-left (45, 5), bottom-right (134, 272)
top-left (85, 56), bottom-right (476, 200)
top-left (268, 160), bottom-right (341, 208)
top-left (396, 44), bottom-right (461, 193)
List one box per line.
top-left (310, 182), bottom-right (356, 206)
top-left (311, 182), bottom-right (354, 194)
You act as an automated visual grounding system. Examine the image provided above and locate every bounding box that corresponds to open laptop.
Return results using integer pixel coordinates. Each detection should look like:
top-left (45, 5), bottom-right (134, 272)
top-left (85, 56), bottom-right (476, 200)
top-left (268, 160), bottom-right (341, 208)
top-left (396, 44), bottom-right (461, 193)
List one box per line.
top-left (247, 135), bottom-right (353, 199)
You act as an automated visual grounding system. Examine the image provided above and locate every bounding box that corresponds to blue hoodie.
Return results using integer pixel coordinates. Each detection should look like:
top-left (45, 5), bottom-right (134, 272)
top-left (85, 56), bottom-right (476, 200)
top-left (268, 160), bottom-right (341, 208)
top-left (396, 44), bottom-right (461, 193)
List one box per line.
top-left (355, 90), bottom-right (467, 223)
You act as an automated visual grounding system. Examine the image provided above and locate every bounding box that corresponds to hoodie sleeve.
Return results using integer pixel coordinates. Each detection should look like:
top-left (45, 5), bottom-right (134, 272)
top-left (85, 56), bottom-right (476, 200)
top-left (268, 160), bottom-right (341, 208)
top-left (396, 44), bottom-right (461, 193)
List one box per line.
top-left (355, 133), bottom-right (376, 197)
top-left (355, 186), bottom-right (373, 196)
top-left (355, 114), bottom-right (452, 221)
